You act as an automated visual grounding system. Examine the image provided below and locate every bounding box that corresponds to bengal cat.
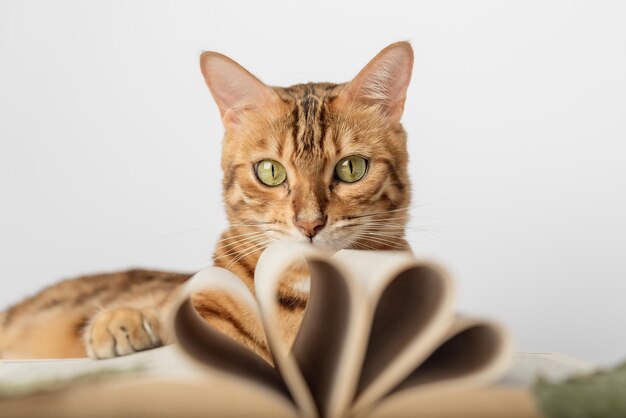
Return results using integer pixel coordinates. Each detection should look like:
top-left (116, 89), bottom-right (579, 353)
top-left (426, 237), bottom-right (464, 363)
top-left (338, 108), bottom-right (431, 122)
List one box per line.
top-left (0, 42), bottom-right (414, 362)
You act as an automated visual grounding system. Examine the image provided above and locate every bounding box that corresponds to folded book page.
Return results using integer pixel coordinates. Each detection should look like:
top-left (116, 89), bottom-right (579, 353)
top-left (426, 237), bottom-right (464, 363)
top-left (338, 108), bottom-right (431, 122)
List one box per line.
top-left (170, 266), bottom-right (297, 416)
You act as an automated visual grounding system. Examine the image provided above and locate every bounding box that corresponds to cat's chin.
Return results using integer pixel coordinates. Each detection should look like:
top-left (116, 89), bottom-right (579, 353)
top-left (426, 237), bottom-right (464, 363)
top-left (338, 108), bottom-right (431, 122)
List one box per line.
top-left (310, 239), bottom-right (348, 252)
top-left (287, 237), bottom-right (329, 250)
top-left (283, 234), bottom-right (351, 252)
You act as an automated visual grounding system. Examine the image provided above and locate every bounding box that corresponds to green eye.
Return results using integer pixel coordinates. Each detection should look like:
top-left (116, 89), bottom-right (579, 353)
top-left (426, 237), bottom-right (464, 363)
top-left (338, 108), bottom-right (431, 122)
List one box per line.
top-left (255, 159), bottom-right (287, 186)
top-left (335, 155), bottom-right (368, 183)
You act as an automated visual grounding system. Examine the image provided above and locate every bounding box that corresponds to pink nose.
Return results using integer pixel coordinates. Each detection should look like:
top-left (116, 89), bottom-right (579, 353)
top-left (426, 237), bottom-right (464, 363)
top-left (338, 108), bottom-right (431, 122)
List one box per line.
top-left (295, 218), bottom-right (326, 239)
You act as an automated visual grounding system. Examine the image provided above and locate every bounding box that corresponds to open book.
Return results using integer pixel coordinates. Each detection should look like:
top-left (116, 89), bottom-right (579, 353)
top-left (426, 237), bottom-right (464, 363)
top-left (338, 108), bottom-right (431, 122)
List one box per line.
top-left (0, 242), bottom-right (557, 418)
top-left (169, 242), bottom-right (515, 418)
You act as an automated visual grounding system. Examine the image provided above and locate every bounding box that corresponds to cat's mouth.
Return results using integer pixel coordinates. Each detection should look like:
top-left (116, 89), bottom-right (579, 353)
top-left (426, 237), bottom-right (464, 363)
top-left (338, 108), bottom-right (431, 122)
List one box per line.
top-left (271, 225), bottom-right (330, 250)
top-left (292, 234), bottom-right (322, 247)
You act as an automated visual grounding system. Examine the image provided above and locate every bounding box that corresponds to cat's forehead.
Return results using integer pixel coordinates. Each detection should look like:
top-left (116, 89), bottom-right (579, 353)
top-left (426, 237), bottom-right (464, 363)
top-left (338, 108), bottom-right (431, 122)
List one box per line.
top-left (270, 83), bottom-right (344, 170)
top-left (274, 82), bottom-right (342, 100)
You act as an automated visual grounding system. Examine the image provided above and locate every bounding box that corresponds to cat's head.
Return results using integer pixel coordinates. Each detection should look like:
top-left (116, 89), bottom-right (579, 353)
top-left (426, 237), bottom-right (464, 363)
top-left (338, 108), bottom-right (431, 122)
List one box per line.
top-left (201, 42), bottom-right (413, 252)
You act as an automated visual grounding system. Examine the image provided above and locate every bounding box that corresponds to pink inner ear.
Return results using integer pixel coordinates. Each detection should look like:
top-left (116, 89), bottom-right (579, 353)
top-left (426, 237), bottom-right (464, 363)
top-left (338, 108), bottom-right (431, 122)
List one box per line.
top-left (339, 43), bottom-right (414, 123)
top-left (200, 52), bottom-right (281, 125)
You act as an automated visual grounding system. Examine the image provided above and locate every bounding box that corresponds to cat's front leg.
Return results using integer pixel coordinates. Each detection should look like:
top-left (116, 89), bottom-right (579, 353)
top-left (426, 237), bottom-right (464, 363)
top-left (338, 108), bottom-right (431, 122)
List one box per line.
top-left (83, 307), bottom-right (163, 359)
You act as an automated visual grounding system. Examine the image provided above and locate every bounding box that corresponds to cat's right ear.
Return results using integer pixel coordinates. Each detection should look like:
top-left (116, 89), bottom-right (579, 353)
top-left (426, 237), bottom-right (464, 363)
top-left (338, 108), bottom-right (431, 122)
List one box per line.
top-left (200, 52), bottom-right (284, 129)
top-left (334, 42), bottom-right (414, 128)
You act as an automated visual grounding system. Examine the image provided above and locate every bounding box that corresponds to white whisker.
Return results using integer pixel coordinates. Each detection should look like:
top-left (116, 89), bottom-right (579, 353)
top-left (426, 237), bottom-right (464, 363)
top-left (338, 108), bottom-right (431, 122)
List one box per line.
top-left (213, 230), bottom-right (268, 247)
top-left (353, 232), bottom-right (404, 248)
top-left (213, 235), bottom-right (270, 261)
top-left (225, 238), bottom-right (275, 269)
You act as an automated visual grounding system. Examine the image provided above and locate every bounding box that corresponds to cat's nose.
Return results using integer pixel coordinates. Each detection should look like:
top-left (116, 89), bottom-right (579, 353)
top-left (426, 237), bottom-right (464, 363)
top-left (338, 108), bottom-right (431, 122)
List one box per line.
top-left (294, 217), bottom-right (326, 239)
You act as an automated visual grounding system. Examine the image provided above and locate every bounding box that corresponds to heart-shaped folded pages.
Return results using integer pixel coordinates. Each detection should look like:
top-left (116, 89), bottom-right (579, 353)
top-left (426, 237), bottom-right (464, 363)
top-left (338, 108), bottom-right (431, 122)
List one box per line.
top-left (255, 244), bottom-right (464, 418)
top-left (169, 241), bottom-right (511, 418)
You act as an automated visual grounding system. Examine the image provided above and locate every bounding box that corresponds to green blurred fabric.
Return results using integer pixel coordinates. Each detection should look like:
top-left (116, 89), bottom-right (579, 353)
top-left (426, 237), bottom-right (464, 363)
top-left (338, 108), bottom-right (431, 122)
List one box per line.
top-left (535, 361), bottom-right (626, 418)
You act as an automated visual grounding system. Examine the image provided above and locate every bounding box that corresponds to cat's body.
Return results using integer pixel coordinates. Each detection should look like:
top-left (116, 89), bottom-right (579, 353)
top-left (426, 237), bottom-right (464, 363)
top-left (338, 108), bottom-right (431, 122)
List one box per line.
top-left (0, 42), bottom-right (414, 361)
top-left (0, 270), bottom-right (189, 359)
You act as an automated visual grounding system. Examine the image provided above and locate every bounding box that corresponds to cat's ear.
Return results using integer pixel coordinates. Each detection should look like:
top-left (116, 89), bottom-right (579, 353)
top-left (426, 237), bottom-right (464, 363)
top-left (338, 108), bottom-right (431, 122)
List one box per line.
top-left (335, 42), bottom-right (414, 126)
top-left (200, 52), bottom-right (284, 129)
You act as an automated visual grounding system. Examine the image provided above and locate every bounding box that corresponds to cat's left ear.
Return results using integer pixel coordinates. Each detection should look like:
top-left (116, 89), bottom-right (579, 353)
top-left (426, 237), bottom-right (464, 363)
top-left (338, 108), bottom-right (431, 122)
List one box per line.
top-left (335, 42), bottom-right (414, 127)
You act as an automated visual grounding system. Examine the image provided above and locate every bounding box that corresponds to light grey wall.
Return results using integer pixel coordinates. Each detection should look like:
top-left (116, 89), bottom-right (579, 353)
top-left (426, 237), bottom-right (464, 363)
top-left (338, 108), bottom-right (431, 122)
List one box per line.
top-left (1, 1), bottom-right (625, 364)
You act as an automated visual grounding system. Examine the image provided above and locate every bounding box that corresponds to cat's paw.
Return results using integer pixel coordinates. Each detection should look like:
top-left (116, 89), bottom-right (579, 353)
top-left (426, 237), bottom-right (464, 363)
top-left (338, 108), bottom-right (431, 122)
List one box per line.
top-left (84, 307), bottom-right (162, 359)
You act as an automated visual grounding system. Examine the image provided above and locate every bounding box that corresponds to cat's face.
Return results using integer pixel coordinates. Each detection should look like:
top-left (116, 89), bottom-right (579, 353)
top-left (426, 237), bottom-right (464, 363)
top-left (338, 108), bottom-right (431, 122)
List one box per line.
top-left (202, 43), bottom-right (413, 252)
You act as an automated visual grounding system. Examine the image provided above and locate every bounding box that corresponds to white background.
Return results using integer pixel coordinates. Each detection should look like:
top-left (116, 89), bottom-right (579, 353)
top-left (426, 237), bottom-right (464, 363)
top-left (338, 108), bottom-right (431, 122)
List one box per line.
top-left (1, 1), bottom-right (625, 364)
